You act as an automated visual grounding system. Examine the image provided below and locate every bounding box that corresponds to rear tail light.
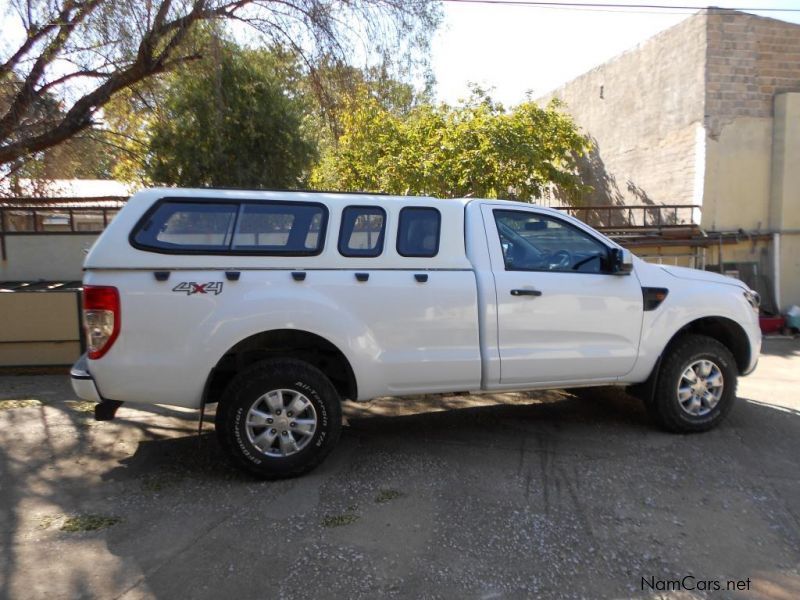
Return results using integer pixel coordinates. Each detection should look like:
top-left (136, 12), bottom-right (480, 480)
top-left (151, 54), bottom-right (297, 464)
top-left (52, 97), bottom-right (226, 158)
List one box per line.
top-left (83, 285), bottom-right (120, 359)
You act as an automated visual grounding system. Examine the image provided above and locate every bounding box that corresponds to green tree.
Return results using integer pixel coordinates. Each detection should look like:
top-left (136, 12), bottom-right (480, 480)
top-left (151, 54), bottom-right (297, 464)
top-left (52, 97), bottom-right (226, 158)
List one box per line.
top-left (0, 0), bottom-right (441, 170)
top-left (311, 89), bottom-right (591, 202)
top-left (304, 57), bottom-right (432, 142)
top-left (144, 43), bottom-right (316, 188)
top-left (1, 74), bottom-right (121, 194)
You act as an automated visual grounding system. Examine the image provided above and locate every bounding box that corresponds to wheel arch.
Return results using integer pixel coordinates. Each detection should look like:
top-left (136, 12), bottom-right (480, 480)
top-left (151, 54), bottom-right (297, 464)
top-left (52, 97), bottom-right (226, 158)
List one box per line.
top-left (204, 329), bottom-right (358, 405)
top-left (665, 316), bottom-right (751, 374)
top-left (629, 315), bottom-right (750, 407)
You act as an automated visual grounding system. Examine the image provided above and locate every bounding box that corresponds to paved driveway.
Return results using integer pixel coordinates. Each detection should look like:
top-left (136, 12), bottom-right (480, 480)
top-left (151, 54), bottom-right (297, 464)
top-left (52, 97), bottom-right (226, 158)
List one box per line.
top-left (1, 339), bottom-right (799, 599)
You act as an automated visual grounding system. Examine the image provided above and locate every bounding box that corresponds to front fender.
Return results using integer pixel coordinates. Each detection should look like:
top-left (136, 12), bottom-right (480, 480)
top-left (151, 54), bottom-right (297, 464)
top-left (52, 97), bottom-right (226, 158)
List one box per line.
top-left (625, 261), bottom-right (760, 382)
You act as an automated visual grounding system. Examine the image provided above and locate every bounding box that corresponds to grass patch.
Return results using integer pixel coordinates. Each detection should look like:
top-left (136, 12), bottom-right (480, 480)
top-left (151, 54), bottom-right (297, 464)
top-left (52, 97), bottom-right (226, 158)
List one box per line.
top-left (37, 514), bottom-right (61, 530)
top-left (60, 514), bottom-right (122, 533)
top-left (66, 400), bottom-right (96, 413)
top-left (375, 489), bottom-right (404, 504)
top-left (0, 399), bottom-right (42, 410)
top-left (321, 512), bottom-right (359, 528)
top-left (140, 471), bottom-right (183, 492)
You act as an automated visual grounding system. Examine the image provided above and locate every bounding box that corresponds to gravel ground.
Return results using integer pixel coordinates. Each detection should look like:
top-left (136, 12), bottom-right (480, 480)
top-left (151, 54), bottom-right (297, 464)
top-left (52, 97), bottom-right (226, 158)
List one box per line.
top-left (1, 338), bottom-right (799, 599)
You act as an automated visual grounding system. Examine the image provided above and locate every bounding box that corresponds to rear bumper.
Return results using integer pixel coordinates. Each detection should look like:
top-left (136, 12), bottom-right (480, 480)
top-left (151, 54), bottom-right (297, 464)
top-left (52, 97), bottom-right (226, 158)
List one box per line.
top-left (70, 354), bottom-right (102, 403)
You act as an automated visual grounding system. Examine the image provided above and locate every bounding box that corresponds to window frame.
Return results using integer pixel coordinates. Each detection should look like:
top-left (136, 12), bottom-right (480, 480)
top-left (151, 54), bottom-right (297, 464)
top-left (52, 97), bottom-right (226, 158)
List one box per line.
top-left (129, 197), bottom-right (329, 256)
top-left (337, 205), bottom-right (387, 258)
top-left (396, 206), bottom-right (442, 258)
top-left (491, 209), bottom-right (613, 275)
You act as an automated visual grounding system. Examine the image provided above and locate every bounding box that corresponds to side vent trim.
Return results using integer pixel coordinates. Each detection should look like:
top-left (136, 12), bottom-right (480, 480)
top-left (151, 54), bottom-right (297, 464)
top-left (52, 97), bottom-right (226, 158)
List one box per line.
top-left (642, 287), bottom-right (669, 311)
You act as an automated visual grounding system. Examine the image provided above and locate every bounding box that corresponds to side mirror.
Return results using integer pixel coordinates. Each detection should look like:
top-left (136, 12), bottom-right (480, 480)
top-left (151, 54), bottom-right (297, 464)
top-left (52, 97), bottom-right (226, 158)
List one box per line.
top-left (610, 247), bottom-right (633, 275)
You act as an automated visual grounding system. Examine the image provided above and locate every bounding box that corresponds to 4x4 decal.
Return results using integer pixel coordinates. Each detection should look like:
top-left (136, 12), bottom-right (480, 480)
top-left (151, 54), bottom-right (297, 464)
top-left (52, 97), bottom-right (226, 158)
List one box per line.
top-left (172, 281), bottom-right (224, 295)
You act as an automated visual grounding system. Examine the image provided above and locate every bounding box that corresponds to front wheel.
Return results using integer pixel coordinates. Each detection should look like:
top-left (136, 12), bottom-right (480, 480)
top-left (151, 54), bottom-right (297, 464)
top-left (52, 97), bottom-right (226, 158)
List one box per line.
top-left (215, 359), bottom-right (342, 479)
top-left (649, 334), bottom-right (738, 433)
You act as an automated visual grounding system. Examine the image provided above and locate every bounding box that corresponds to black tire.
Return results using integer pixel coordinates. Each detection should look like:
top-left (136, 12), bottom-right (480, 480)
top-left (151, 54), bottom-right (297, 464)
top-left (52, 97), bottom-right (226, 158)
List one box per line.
top-left (215, 358), bottom-right (342, 479)
top-left (649, 334), bottom-right (738, 433)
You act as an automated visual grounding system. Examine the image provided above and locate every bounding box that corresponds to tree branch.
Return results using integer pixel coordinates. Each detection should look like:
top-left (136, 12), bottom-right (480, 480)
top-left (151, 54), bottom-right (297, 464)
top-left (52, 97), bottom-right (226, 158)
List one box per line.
top-left (37, 69), bottom-right (113, 94)
top-left (0, 0), bottom-right (440, 167)
top-left (0, 0), bottom-right (78, 79)
top-left (0, 0), bottom-right (213, 165)
top-left (0, 0), bottom-right (103, 140)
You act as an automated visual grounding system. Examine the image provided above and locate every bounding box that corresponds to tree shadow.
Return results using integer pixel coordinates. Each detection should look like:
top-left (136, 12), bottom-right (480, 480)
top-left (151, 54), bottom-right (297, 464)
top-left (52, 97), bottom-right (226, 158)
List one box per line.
top-left (554, 137), bottom-right (698, 231)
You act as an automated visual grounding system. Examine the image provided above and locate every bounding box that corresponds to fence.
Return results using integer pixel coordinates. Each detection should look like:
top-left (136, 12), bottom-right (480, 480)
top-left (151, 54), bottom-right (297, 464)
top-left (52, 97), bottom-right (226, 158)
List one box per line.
top-left (553, 204), bottom-right (700, 231)
top-left (0, 196), bottom-right (126, 260)
top-left (0, 281), bottom-right (84, 367)
top-left (0, 197), bottom-right (126, 281)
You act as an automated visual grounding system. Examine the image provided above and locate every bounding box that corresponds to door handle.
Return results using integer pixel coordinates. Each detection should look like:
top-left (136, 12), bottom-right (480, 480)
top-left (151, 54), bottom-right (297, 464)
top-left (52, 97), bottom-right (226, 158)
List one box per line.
top-left (510, 289), bottom-right (542, 297)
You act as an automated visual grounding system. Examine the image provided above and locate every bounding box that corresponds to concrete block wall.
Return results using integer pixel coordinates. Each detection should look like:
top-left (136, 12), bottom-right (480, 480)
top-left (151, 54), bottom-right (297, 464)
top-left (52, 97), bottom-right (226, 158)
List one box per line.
top-left (706, 10), bottom-right (800, 137)
top-left (701, 12), bottom-right (800, 234)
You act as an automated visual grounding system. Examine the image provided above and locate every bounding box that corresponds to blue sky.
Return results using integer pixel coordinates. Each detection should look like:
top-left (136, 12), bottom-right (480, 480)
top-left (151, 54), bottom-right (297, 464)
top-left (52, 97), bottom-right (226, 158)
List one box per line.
top-left (431, 0), bottom-right (800, 106)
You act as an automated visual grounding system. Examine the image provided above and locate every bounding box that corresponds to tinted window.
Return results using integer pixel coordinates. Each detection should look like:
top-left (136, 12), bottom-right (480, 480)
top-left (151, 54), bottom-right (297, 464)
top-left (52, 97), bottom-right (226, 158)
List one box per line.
top-left (232, 203), bottom-right (325, 253)
top-left (493, 210), bottom-right (609, 273)
top-left (131, 200), bottom-right (327, 254)
top-left (338, 206), bottom-right (386, 257)
top-left (397, 207), bottom-right (441, 257)
top-left (132, 202), bottom-right (237, 250)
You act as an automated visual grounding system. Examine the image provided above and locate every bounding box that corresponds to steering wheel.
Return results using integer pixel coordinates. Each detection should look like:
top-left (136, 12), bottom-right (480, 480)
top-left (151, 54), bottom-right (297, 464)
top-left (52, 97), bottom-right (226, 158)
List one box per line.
top-left (551, 250), bottom-right (572, 270)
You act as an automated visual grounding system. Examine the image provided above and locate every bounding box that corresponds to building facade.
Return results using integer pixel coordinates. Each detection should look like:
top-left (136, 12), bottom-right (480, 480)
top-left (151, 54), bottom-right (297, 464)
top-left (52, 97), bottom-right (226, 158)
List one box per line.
top-left (540, 9), bottom-right (800, 310)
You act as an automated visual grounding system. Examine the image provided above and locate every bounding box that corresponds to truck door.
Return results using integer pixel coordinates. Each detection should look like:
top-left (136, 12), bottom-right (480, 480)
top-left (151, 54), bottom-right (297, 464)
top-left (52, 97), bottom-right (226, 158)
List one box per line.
top-left (481, 205), bottom-right (643, 385)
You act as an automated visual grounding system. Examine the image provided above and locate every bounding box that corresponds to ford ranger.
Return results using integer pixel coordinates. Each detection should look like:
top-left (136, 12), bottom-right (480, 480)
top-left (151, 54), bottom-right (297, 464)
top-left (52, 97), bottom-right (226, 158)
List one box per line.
top-left (70, 188), bottom-right (761, 478)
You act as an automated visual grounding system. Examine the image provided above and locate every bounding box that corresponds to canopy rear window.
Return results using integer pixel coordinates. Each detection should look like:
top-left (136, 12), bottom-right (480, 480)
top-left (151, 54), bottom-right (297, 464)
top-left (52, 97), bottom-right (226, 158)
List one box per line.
top-left (130, 199), bottom-right (328, 255)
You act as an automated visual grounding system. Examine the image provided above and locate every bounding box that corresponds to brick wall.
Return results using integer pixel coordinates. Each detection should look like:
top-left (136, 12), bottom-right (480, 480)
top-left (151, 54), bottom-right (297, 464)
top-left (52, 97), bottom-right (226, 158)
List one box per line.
top-left (706, 10), bottom-right (800, 137)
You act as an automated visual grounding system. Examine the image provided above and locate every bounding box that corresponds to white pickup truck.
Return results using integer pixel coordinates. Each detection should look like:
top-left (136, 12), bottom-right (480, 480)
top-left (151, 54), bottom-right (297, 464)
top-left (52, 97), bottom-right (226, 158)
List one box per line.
top-left (71, 188), bottom-right (761, 478)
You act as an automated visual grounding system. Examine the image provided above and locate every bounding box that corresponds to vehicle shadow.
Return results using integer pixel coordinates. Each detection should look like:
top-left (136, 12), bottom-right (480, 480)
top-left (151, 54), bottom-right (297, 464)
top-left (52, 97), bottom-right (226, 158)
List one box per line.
top-left (759, 336), bottom-right (800, 358)
top-left (105, 389), bottom-right (649, 483)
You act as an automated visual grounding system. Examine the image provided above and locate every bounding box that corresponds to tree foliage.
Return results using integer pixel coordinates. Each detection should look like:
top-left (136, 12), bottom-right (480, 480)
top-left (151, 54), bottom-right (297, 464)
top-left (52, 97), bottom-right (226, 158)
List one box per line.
top-left (303, 57), bottom-right (432, 142)
top-left (0, 71), bottom-right (116, 192)
top-left (311, 89), bottom-right (591, 201)
top-left (0, 0), bottom-right (441, 171)
top-left (143, 41), bottom-right (315, 188)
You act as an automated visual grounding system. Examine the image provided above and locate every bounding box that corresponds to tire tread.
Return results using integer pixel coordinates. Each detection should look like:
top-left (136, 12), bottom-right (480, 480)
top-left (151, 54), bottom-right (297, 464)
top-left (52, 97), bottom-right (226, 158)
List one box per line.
top-left (650, 334), bottom-right (737, 433)
top-left (215, 358), bottom-right (342, 479)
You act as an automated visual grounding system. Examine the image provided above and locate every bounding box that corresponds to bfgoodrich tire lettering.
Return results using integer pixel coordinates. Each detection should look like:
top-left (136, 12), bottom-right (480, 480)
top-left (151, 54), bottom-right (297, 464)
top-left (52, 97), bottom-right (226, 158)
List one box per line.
top-left (215, 359), bottom-right (342, 478)
top-left (649, 334), bottom-right (738, 433)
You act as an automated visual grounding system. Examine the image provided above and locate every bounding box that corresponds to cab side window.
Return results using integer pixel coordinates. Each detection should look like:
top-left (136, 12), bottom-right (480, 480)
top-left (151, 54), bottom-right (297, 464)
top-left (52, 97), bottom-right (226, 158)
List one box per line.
top-left (338, 206), bottom-right (386, 257)
top-left (493, 210), bottom-right (609, 273)
top-left (397, 207), bottom-right (441, 258)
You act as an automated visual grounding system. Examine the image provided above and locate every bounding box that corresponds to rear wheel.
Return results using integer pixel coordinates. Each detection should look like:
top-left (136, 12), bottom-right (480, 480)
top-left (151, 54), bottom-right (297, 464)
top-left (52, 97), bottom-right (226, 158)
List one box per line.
top-left (649, 334), bottom-right (737, 433)
top-left (215, 358), bottom-right (342, 478)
